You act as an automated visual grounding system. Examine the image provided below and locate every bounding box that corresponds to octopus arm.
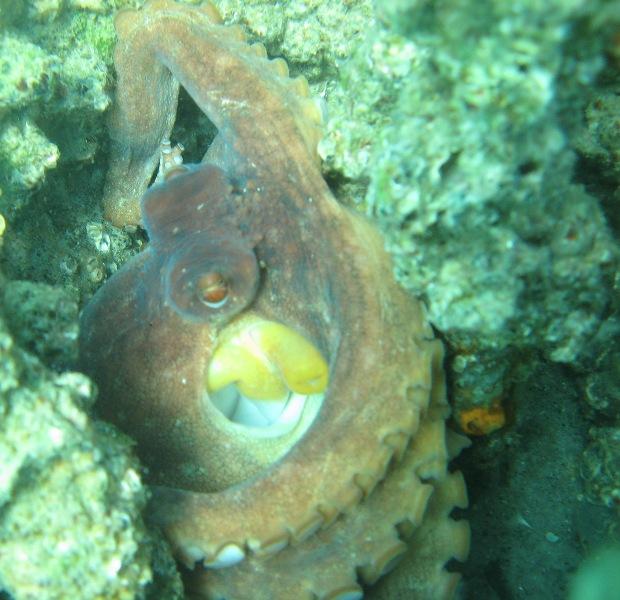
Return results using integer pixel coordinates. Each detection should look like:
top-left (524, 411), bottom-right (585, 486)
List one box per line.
top-left (104, 0), bottom-right (322, 227)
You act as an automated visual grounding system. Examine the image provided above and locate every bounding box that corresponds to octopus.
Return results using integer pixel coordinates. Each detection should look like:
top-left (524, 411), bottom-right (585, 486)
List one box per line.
top-left (78, 1), bottom-right (470, 598)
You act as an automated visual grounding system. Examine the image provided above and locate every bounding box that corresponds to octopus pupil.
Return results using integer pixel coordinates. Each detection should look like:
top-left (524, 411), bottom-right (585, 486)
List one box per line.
top-left (198, 272), bottom-right (229, 307)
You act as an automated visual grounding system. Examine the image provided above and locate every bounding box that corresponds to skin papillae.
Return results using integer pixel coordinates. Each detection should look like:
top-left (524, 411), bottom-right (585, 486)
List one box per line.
top-left (79, 1), bottom-right (470, 598)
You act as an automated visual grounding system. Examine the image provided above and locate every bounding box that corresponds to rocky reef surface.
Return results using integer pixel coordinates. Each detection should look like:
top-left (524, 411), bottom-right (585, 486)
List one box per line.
top-left (0, 308), bottom-right (154, 598)
top-left (0, 0), bottom-right (618, 598)
top-left (321, 0), bottom-right (620, 411)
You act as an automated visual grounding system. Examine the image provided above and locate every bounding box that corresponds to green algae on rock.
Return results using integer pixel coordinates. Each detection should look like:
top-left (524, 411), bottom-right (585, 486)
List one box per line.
top-left (0, 312), bottom-right (152, 598)
top-left (582, 427), bottom-right (620, 509)
top-left (0, 287), bottom-right (185, 598)
top-left (0, 3), bottom-right (117, 218)
top-left (2, 279), bottom-right (79, 370)
top-left (320, 0), bottom-right (620, 409)
top-left (214, 0), bottom-right (372, 80)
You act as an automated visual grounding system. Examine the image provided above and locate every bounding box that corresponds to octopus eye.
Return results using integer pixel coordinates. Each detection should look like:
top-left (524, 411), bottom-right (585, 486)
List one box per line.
top-left (197, 271), bottom-right (229, 308)
top-left (163, 234), bottom-right (258, 323)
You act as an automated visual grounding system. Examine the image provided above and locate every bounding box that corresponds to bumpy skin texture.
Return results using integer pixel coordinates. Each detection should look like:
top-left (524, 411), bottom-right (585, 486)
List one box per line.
top-left (79, 1), bottom-right (469, 598)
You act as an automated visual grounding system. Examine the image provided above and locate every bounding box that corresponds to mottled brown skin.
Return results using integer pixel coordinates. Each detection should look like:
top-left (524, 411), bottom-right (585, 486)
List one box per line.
top-left (80, 1), bottom-right (469, 598)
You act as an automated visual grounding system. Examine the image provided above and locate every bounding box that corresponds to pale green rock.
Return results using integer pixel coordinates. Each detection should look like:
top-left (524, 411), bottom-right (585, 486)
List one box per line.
top-left (0, 313), bottom-right (152, 599)
top-left (320, 0), bottom-right (620, 404)
top-left (0, 300), bottom-right (183, 598)
top-left (0, 119), bottom-right (59, 192)
top-left (2, 279), bottom-right (79, 370)
top-left (0, 34), bottom-right (52, 115)
top-left (582, 427), bottom-right (620, 508)
top-left (0, 3), bottom-right (119, 218)
top-left (216, 0), bottom-right (372, 78)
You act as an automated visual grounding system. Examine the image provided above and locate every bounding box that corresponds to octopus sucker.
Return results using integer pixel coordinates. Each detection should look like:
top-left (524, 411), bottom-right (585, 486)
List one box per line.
top-left (291, 75), bottom-right (311, 97)
top-left (357, 538), bottom-right (409, 584)
top-left (183, 379), bottom-right (465, 600)
top-left (380, 430), bottom-right (411, 461)
top-left (224, 24), bottom-right (247, 42)
top-left (269, 57), bottom-right (290, 77)
top-left (248, 42), bottom-right (268, 58)
top-left (196, 0), bottom-right (223, 24)
top-left (289, 512), bottom-right (324, 544)
top-left (203, 544), bottom-right (245, 569)
top-left (80, 1), bottom-right (469, 597)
